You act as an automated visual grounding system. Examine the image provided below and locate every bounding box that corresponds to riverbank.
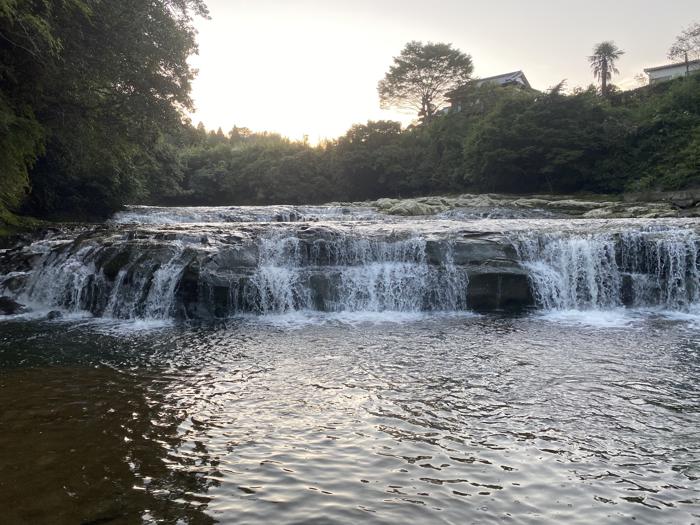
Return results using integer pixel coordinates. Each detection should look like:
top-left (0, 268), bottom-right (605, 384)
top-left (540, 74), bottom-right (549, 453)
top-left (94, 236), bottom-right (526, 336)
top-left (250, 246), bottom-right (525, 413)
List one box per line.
top-left (0, 206), bottom-right (45, 245)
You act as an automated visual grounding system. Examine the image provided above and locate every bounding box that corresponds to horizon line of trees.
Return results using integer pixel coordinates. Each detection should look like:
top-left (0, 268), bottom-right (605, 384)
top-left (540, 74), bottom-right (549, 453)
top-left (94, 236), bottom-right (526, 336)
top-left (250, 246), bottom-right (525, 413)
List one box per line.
top-left (148, 73), bottom-right (700, 206)
top-left (1, 3), bottom-right (699, 222)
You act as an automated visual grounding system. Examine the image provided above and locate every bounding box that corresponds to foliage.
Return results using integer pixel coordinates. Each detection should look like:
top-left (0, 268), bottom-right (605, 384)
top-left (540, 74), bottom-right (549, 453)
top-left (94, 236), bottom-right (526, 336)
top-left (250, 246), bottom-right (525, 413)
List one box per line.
top-left (378, 41), bottom-right (473, 123)
top-left (154, 128), bottom-right (334, 206)
top-left (619, 74), bottom-right (700, 190)
top-left (463, 89), bottom-right (627, 193)
top-left (0, 0), bottom-right (208, 220)
top-left (669, 21), bottom-right (700, 63)
top-left (2, 7), bottom-right (699, 221)
top-left (589, 41), bottom-right (624, 96)
top-left (146, 75), bottom-right (700, 206)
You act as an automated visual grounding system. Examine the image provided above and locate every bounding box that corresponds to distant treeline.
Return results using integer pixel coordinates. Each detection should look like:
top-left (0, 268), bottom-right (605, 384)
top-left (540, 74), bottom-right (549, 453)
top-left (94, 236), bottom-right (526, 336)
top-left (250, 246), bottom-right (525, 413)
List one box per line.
top-left (1, 1), bottom-right (699, 222)
top-left (153, 76), bottom-right (700, 207)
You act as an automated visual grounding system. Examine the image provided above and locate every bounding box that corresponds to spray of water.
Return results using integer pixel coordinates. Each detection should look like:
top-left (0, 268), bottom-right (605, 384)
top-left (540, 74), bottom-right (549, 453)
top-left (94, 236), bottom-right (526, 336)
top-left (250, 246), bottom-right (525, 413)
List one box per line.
top-left (513, 227), bottom-right (700, 310)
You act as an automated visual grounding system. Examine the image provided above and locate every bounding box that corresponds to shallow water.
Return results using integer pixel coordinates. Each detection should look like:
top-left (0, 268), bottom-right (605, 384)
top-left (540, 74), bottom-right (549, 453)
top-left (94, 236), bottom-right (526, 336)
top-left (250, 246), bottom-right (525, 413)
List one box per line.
top-left (1, 314), bottom-right (699, 524)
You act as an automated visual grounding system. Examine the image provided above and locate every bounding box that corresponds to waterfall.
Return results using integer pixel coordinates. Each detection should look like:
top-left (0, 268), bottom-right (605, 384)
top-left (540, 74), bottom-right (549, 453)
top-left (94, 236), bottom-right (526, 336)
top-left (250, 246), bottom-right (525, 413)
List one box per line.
top-left (14, 237), bottom-right (191, 319)
top-left (248, 236), bottom-right (311, 313)
top-left (238, 234), bottom-right (468, 314)
top-left (3, 217), bottom-right (700, 321)
top-left (514, 227), bottom-right (700, 311)
top-left (1, 229), bottom-right (469, 319)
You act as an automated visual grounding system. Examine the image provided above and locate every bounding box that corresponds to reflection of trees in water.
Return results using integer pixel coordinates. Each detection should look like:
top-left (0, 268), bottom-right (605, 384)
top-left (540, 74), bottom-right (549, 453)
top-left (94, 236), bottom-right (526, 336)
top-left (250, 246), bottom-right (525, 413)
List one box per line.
top-left (0, 366), bottom-right (217, 524)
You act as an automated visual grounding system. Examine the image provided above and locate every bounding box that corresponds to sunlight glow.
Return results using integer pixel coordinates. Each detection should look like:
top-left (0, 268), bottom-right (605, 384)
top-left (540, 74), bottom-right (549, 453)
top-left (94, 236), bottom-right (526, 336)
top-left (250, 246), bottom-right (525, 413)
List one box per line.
top-left (189, 0), bottom-right (697, 140)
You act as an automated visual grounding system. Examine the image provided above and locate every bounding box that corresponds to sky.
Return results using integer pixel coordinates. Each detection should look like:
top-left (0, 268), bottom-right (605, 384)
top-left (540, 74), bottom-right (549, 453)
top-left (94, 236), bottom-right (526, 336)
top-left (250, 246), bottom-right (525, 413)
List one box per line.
top-left (189, 0), bottom-right (699, 141)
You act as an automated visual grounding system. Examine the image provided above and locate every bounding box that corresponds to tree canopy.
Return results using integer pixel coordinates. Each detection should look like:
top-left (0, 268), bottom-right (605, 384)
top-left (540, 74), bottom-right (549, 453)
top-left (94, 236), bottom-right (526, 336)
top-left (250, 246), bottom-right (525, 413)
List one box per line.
top-left (136, 73), bottom-right (700, 207)
top-left (378, 41), bottom-right (473, 123)
top-left (669, 22), bottom-right (700, 67)
top-left (589, 41), bottom-right (625, 96)
top-left (0, 0), bottom-right (208, 220)
top-left (2, 9), bottom-right (699, 224)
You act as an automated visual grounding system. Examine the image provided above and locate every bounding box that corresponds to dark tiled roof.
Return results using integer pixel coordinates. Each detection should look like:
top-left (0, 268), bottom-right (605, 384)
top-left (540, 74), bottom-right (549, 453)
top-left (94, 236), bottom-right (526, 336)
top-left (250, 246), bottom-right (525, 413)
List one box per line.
top-left (474, 70), bottom-right (531, 89)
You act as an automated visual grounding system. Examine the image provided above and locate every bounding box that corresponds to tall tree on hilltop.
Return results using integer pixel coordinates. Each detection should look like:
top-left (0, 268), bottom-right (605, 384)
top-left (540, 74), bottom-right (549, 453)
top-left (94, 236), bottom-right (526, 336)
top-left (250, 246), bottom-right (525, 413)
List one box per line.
top-left (378, 41), bottom-right (473, 123)
top-left (589, 41), bottom-right (624, 96)
top-left (669, 22), bottom-right (700, 75)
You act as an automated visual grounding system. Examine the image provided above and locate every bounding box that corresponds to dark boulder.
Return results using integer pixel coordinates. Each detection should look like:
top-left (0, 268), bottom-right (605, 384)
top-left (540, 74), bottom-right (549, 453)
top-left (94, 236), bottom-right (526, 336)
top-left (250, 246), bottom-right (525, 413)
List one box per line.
top-left (467, 271), bottom-right (534, 312)
top-left (0, 296), bottom-right (27, 315)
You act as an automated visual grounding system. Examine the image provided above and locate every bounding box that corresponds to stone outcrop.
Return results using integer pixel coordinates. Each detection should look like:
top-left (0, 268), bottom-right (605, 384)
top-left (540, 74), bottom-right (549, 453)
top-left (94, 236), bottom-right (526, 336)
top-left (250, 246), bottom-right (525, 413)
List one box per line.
top-left (0, 296), bottom-right (26, 315)
top-left (365, 193), bottom-right (700, 219)
top-left (467, 270), bottom-right (533, 312)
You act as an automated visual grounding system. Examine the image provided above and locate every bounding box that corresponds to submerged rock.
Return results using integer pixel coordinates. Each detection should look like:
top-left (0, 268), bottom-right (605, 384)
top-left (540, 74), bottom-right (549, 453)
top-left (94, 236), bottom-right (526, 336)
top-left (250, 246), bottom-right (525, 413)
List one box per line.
top-left (454, 195), bottom-right (499, 208)
top-left (545, 199), bottom-right (611, 213)
top-left (373, 198), bottom-right (401, 211)
top-left (512, 198), bottom-right (551, 208)
top-left (363, 193), bottom-right (695, 220)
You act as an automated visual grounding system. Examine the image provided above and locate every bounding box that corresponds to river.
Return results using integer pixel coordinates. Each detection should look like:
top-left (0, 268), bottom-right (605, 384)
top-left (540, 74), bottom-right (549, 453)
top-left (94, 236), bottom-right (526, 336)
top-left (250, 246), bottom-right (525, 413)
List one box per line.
top-left (0, 205), bottom-right (699, 524)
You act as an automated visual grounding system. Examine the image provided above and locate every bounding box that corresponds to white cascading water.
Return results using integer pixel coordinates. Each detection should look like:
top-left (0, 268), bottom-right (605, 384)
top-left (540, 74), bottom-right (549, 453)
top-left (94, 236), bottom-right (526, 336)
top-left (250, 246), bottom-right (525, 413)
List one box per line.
top-left (17, 239), bottom-right (190, 319)
top-left (21, 242), bottom-right (103, 312)
top-left (514, 227), bottom-right (700, 310)
top-left (4, 215), bottom-right (700, 320)
top-left (249, 236), bottom-right (312, 313)
top-left (245, 234), bottom-right (468, 314)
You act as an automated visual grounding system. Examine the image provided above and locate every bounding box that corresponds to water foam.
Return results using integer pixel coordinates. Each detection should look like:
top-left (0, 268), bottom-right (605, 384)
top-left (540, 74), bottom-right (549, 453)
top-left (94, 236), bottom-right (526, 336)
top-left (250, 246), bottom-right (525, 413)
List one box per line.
top-left (514, 227), bottom-right (700, 312)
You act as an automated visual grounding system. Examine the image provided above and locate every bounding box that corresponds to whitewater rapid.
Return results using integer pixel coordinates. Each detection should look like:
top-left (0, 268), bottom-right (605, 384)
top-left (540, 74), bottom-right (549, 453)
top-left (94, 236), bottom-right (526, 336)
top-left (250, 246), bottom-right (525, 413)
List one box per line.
top-left (1, 205), bottom-right (700, 323)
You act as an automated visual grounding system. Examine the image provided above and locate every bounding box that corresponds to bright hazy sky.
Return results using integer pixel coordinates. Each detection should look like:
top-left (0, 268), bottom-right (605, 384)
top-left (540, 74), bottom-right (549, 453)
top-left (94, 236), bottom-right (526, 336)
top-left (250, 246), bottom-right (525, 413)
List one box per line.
top-left (189, 0), bottom-right (699, 141)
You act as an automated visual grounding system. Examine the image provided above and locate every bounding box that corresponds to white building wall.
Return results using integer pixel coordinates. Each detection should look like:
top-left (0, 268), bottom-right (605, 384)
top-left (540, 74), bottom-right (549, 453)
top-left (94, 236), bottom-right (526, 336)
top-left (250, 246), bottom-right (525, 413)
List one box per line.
top-left (647, 62), bottom-right (700, 84)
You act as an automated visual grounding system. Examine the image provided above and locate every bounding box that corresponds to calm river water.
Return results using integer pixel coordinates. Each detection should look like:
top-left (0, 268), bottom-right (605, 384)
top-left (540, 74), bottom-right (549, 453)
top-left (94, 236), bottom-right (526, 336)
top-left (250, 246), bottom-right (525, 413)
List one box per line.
top-left (1, 312), bottom-right (699, 524)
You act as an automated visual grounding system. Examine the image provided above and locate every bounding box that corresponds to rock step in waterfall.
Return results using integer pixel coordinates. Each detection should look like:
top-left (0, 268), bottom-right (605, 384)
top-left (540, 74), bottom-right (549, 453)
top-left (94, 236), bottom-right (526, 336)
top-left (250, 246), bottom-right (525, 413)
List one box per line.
top-left (0, 219), bottom-right (699, 320)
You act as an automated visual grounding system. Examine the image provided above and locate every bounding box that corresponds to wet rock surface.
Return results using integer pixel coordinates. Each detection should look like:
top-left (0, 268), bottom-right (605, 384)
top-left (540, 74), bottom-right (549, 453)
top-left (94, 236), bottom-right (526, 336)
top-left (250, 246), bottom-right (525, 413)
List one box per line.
top-left (0, 296), bottom-right (27, 315)
top-left (363, 192), bottom-right (700, 219)
top-left (1, 206), bottom-right (699, 320)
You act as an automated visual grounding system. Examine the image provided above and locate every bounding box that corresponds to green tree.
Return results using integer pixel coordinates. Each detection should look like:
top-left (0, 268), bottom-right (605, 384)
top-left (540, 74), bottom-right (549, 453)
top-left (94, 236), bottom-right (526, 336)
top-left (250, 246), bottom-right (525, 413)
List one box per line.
top-left (621, 73), bottom-right (700, 191)
top-left (463, 89), bottom-right (624, 193)
top-left (330, 121), bottom-right (409, 199)
top-left (378, 41), bottom-right (473, 123)
top-left (589, 41), bottom-right (625, 96)
top-left (0, 0), bottom-right (208, 220)
top-left (0, 0), bottom-right (65, 214)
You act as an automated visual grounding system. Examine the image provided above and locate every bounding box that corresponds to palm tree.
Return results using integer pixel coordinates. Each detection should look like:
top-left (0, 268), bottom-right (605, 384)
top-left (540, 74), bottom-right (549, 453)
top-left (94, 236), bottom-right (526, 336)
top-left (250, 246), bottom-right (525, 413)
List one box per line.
top-left (589, 41), bottom-right (624, 96)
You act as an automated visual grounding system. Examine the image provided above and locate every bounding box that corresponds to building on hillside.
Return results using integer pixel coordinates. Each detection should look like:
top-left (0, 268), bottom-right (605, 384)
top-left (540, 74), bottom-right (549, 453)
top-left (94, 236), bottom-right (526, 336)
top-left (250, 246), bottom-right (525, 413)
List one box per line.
top-left (445, 70), bottom-right (532, 114)
top-left (644, 59), bottom-right (700, 84)
top-left (473, 70), bottom-right (532, 89)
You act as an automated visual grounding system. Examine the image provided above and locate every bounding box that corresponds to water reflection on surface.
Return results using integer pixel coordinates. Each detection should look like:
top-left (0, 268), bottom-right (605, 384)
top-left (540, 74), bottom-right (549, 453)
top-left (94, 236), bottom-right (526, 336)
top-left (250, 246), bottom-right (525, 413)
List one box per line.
top-left (1, 315), bottom-right (699, 524)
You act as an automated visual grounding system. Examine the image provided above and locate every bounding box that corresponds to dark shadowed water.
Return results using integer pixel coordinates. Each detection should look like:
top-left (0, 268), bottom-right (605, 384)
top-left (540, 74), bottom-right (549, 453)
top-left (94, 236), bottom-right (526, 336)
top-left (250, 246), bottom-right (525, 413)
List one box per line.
top-left (1, 313), bottom-right (699, 524)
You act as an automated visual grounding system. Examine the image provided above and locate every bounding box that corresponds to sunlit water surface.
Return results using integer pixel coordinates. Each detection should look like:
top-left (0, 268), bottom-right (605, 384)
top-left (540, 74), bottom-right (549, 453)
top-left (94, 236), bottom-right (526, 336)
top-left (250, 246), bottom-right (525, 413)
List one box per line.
top-left (1, 314), bottom-right (699, 524)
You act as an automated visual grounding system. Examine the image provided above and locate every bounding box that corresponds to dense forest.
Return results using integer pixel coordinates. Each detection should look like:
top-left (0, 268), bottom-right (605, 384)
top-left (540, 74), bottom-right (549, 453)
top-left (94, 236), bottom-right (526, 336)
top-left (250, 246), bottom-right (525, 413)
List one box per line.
top-left (0, 0), bottom-right (207, 224)
top-left (1, 2), bottom-right (699, 224)
top-left (149, 76), bottom-right (700, 206)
